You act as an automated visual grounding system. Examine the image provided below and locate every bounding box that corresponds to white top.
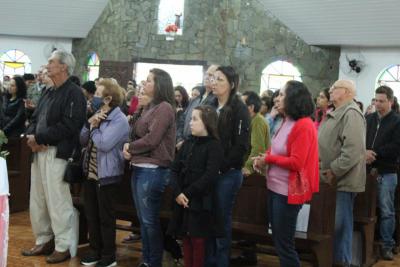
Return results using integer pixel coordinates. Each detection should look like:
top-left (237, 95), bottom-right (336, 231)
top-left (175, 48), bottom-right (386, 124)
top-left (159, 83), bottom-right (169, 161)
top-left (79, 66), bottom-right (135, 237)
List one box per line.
top-left (132, 163), bottom-right (158, 168)
top-left (0, 158), bottom-right (9, 196)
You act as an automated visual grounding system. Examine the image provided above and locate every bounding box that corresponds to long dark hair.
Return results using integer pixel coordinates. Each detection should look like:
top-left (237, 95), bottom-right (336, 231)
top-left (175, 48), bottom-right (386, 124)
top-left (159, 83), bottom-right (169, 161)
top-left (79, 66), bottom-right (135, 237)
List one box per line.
top-left (174, 85), bottom-right (189, 108)
top-left (194, 105), bottom-right (219, 140)
top-left (284, 80), bottom-right (315, 121)
top-left (215, 66), bottom-right (241, 127)
top-left (216, 66), bottom-right (239, 101)
top-left (316, 88), bottom-right (330, 122)
top-left (10, 76), bottom-right (27, 99)
top-left (392, 96), bottom-right (400, 113)
top-left (150, 68), bottom-right (175, 108)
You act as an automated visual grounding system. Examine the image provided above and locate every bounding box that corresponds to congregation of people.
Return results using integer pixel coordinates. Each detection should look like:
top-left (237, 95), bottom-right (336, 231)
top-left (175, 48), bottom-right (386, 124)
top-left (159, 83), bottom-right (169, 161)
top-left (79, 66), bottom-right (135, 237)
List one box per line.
top-left (2, 49), bottom-right (400, 267)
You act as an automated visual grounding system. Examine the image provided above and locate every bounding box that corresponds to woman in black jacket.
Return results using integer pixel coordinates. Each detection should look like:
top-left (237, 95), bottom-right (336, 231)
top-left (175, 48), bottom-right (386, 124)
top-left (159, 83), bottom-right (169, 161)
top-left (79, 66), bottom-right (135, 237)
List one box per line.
top-left (206, 66), bottom-right (250, 267)
top-left (168, 105), bottom-right (223, 267)
top-left (1, 76), bottom-right (26, 137)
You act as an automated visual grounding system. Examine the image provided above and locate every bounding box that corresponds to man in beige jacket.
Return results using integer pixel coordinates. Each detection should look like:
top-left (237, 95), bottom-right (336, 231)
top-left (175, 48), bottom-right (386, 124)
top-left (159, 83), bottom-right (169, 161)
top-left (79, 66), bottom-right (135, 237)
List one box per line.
top-left (318, 80), bottom-right (366, 267)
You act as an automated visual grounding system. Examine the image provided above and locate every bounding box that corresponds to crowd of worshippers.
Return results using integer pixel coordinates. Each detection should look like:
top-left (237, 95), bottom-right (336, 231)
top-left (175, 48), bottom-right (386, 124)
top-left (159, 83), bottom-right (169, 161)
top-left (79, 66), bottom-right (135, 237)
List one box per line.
top-left (1, 49), bottom-right (399, 267)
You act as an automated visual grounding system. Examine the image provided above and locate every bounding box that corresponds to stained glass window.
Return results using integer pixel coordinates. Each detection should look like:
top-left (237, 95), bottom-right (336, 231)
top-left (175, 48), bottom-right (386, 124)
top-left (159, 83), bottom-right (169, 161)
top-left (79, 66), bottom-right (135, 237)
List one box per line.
top-left (158, 0), bottom-right (184, 35)
top-left (260, 60), bottom-right (302, 93)
top-left (0, 49), bottom-right (32, 80)
top-left (85, 52), bottom-right (100, 82)
top-left (377, 64), bottom-right (400, 99)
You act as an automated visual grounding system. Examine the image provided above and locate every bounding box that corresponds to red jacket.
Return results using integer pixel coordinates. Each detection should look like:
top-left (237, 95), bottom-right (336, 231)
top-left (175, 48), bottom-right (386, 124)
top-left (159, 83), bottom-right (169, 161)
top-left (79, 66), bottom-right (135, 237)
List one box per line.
top-left (128, 96), bottom-right (139, 115)
top-left (265, 117), bottom-right (319, 204)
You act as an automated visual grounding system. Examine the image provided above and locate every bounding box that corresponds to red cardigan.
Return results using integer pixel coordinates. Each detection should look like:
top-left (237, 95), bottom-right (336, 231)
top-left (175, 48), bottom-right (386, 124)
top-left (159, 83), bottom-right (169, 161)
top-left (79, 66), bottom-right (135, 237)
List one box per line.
top-left (265, 117), bottom-right (319, 204)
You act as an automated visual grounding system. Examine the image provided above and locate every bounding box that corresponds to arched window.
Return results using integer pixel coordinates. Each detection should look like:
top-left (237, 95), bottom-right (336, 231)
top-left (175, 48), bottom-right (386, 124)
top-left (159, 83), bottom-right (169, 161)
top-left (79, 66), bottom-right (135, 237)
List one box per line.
top-left (158, 0), bottom-right (184, 35)
top-left (376, 64), bottom-right (400, 98)
top-left (85, 52), bottom-right (100, 82)
top-left (0, 49), bottom-right (32, 79)
top-left (260, 60), bottom-right (302, 93)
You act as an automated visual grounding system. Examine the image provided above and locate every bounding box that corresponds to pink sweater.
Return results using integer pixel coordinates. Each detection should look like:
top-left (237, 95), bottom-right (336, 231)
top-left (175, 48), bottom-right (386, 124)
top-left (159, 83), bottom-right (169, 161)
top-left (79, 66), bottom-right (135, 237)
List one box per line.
top-left (267, 118), bottom-right (295, 195)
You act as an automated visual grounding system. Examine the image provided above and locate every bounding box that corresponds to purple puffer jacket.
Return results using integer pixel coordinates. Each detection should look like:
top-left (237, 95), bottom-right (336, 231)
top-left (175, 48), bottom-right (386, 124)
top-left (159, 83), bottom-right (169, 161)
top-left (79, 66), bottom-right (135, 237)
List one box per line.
top-left (80, 107), bottom-right (129, 185)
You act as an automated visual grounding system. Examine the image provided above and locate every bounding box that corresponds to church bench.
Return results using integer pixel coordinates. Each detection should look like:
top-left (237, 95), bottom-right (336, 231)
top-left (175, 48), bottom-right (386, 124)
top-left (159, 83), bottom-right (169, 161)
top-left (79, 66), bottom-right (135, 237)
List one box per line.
top-left (393, 170), bottom-right (400, 254)
top-left (353, 173), bottom-right (378, 266)
top-left (4, 137), bottom-right (31, 213)
top-left (231, 174), bottom-right (336, 267)
top-left (75, 169), bottom-right (336, 266)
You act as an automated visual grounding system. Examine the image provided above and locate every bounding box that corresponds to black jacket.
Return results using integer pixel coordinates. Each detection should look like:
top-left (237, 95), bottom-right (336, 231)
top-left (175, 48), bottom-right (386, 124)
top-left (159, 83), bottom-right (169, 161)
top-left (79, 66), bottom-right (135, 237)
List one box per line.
top-left (26, 79), bottom-right (86, 160)
top-left (213, 95), bottom-right (250, 173)
top-left (366, 110), bottom-right (400, 174)
top-left (167, 136), bottom-right (224, 238)
top-left (1, 96), bottom-right (25, 137)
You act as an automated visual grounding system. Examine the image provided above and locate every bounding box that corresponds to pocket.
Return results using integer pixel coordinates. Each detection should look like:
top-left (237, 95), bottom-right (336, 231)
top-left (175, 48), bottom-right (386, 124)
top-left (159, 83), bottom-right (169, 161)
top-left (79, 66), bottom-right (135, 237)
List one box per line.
top-left (380, 174), bottom-right (398, 187)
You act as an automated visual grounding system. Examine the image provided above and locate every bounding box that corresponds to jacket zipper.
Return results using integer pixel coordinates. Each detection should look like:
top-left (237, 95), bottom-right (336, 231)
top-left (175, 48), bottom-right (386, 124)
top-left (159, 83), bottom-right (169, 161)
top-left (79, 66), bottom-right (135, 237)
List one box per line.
top-left (371, 119), bottom-right (380, 149)
top-left (69, 101), bottom-right (74, 118)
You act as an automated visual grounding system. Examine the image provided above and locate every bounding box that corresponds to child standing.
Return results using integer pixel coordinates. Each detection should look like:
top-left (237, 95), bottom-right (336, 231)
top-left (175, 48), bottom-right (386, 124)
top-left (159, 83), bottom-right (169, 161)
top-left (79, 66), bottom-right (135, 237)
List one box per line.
top-left (167, 105), bottom-right (223, 267)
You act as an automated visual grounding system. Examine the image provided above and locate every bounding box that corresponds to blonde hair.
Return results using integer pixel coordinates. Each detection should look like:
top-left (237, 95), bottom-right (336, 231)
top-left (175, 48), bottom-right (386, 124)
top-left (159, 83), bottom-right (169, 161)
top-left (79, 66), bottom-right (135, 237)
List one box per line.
top-left (98, 78), bottom-right (124, 107)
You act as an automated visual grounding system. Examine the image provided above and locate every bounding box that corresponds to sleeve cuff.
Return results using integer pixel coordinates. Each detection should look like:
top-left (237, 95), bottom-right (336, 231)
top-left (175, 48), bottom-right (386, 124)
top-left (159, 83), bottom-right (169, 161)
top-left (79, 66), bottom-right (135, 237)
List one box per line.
top-left (265, 154), bottom-right (276, 164)
top-left (35, 133), bottom-right (44, 145)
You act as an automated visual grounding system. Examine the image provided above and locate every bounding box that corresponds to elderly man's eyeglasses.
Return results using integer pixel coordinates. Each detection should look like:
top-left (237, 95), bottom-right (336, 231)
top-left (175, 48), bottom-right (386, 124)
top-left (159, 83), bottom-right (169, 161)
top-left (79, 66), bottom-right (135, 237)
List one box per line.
top-left (204, 75), bottom-right (215, 82)
top-left (329, 86), bottom-right (348, 94)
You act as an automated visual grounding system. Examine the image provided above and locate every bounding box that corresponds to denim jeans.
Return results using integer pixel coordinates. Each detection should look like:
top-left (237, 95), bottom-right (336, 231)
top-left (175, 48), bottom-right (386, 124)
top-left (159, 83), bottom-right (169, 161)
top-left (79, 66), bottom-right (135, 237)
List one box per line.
top-left (334, 191), bottom-right (357, 265)
top-left (205, 169), bottom-right (243, 267)
top-left (267, 190), bottom-right (302, 267)
top-left (377, 173), bottom-right (398, 250)
top-left (131, 167), bottom-right (170, 267)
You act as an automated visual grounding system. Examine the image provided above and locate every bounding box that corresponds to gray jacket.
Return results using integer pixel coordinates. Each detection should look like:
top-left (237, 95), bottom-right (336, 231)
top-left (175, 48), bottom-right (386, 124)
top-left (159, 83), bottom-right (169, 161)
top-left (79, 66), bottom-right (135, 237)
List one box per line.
top-left (318, 101), bottom-right (366, 192)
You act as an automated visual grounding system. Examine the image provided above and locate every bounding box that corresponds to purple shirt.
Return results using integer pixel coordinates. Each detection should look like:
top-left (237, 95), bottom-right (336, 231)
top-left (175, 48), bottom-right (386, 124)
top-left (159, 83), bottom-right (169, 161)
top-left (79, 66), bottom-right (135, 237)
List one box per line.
top-left (267, 118), bottom-right (295, 196)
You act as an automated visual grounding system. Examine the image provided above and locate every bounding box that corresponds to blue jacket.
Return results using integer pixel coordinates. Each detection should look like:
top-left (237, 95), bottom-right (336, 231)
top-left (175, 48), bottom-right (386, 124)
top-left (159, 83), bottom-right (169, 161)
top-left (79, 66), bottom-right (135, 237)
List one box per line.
top-left (80, 107), bottom-right (129, 185)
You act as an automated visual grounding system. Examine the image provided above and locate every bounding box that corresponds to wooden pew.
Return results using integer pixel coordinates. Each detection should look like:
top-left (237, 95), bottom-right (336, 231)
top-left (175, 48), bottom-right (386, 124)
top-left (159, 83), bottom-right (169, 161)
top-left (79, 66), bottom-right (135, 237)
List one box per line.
top-left (353, 173), bottom-right (378, 266)
top-left (4, 137), bottom-right (31, 213)
top-left (104, 171), bottom-right (338, 267)
top-left (394, 172), bottom-right (400, 253)
top-left (231, 174), bottom-right (336, 267)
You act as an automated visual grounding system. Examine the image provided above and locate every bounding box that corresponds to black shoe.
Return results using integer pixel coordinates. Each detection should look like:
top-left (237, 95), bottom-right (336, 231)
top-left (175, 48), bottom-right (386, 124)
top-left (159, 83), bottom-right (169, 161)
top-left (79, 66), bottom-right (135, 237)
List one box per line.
top-left (381, 249), bottom-right (394, 261)
top-left (95, 257), bottom-right (117, 267)
top-left (230, 255), bottom-right (258, 265)
top-left (81, 251), bottom-right (101, 266)
top-left (137, 263), bottom-right (149, 267)
top-left (122, 233), bottom-right (141, 243)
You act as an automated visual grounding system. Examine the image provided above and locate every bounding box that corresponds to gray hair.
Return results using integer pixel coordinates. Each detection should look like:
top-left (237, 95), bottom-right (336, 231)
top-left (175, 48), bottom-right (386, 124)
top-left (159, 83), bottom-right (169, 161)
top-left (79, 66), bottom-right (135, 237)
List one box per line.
top-left (51, 50), bottom-right (76, 75)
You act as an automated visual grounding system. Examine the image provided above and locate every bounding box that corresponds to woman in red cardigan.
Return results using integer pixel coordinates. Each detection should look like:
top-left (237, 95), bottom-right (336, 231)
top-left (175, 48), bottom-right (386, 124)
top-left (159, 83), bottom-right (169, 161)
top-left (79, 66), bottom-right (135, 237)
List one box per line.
top-left (254, 80), bottom-right (319, 267)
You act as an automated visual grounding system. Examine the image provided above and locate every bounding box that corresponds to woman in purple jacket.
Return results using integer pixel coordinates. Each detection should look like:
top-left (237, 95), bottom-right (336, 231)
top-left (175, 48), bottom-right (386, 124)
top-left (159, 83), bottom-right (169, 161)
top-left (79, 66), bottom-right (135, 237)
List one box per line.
top-left (79, 78), bottom-right (129, 267)
top-left (123, 69), bottom-right (176, 267)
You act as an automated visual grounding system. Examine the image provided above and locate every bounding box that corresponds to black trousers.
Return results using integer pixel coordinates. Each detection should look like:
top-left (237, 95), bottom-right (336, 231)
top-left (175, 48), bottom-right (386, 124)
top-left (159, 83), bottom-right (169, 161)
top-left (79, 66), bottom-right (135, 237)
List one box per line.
top-left (84, 179), bottom-right (117, 260)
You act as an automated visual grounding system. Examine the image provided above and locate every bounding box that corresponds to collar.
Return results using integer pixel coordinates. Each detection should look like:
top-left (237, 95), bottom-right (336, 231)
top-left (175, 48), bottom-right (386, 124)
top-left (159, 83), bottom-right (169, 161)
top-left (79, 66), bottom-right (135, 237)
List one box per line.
top-left (328, 100), bottom-right (357, 119)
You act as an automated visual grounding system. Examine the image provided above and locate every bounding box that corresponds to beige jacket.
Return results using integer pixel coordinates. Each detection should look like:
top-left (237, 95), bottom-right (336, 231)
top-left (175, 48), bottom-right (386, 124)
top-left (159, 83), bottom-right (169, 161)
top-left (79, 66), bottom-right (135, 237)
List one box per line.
top-left (318, 101), bottom-right (366, 192)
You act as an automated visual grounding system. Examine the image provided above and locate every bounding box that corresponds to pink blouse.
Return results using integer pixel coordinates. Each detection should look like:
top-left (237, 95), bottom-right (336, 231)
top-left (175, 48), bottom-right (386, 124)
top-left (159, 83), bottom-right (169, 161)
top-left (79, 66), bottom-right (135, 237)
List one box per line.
top-left (267, 118), bottom-right (295, 196)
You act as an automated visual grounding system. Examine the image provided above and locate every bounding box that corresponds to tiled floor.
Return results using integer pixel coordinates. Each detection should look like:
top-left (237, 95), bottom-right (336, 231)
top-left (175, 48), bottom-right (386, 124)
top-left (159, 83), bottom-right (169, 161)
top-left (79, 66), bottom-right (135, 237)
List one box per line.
top-left (6, 211), bottom-right (400, 266)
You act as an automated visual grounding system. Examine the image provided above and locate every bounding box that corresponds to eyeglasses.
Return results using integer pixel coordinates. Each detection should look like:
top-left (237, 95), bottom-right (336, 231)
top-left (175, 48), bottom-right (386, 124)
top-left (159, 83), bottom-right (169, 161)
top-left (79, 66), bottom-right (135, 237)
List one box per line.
top-left (204, 75), bottom-right (215, 82)
top-left (329, 86), bottom-right (348, 94)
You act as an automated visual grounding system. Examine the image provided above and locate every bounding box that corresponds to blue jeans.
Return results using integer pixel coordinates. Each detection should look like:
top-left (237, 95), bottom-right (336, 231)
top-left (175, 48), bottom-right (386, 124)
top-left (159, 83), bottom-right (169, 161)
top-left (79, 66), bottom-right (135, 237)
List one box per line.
top-left (377, 173), bottom-right (398, 250)
top-left (334, 191), bottom-right (357, 265)
top-left (131, 167), bottom-right (170, 267)
top-left (205, 169), bottom-right (243, 267)
top-left (268, 190), bottom-right (302, 267)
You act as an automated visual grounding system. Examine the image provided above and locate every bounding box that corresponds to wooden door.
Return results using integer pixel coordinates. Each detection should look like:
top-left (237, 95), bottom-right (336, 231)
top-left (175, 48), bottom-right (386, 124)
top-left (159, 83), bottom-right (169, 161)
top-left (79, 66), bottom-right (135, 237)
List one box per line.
top-left (99, 61), bottom-right (133, 88)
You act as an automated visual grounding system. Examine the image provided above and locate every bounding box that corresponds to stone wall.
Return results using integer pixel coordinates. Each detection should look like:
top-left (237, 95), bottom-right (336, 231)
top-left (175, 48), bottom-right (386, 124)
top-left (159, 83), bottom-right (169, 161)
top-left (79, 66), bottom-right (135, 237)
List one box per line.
top-left (72, 0), bottom-right (340, 94)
